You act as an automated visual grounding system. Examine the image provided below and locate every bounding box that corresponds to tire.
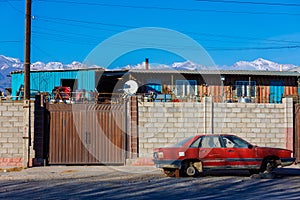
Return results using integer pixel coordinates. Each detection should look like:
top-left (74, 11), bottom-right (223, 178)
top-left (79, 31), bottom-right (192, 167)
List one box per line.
top-left (182, 161), bottom-right (198, 177)
top-left (186, 166), bottom-right (197, 176)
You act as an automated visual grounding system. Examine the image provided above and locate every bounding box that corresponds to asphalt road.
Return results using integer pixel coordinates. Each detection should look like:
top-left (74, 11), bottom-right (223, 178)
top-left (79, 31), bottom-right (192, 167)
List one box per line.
top-left (0, 165), bottom-right (300, 200)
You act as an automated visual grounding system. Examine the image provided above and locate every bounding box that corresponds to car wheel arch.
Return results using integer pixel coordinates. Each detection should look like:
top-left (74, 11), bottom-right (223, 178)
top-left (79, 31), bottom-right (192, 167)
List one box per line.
top-left (180, 159), bottom-right (203, 176)
top-left (260, 156), bottom-right (280, 172)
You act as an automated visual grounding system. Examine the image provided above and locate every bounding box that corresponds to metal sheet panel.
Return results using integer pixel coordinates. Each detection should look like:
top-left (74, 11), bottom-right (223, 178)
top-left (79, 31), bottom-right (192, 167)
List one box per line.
top-left (48, 103), bottom-right (125, 165)
top-left (77, 70), bottom-right (95, 91)
top-left (270, 81), bottom-right (284, 103)
top-left (257, 86), bottom-right (270, 103)
top-left (295, 105), bottom-right (300, 163)
top-left (11, 73), bottom-right (24, 99)
top-left (11, 70), bottom-right (96, 98)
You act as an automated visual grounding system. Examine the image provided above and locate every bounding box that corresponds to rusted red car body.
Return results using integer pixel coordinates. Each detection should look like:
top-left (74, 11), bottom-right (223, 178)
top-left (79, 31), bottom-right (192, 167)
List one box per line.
top-left (153, 134), bottom-right (295, 177)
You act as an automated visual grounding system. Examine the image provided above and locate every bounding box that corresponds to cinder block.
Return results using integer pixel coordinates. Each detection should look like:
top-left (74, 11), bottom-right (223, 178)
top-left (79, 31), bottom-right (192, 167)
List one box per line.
top-left (232, 108), bottom-right (241, 113)
top-left (0, 105), bottom-right (8, 111)
top-left (167, 118), bottom-right (177, 123)
top-left (256, 113), bottom-right (266, 118)
top-left (157, 138), bottom-right (168, 143)
top-left (2, 112), bottom-right (13, 117)
top-left (183, 112), bottom-right (194, 118)
top-left (143, 143), bottom-right (154, 148)
top-left (251, 128), bottom-right (261, 133)
top-left (246, 132), bottom-right (256, 138)
top-left (8, 137), bottom-right (19, 143)
top-left (148, 138), bottom-right (158, 143)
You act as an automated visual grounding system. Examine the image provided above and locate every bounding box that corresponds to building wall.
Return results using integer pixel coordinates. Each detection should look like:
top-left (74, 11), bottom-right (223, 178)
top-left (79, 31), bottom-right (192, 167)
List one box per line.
top-left (11, 70), bottom-right (96, 98)
top-left (0, 101), bottom-right (35, 167)
top-left (138, 97), bottom-right (294, 158)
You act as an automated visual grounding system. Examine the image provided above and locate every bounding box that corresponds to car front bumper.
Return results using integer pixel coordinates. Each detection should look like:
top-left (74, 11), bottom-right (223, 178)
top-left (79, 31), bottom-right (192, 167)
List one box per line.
top-left (280, 157), bottom-right (296, 167)
top-left (153, 159), bottom-right (181, 169)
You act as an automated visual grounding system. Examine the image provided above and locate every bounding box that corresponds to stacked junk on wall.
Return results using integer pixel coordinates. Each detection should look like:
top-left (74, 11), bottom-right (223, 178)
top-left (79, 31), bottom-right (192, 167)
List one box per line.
top-left (4, 68), bottom-right (300, 104)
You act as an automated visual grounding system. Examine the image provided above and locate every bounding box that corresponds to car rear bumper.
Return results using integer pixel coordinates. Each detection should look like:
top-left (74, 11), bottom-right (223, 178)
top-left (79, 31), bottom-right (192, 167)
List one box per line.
top-left (153, 159), bottom-right (181, 169)
top-left (280, 158), bottom-right (296, 167)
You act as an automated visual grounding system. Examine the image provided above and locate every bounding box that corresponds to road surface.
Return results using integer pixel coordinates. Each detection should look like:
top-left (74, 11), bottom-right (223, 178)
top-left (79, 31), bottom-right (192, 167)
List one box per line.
top-left (0, 165), bottom-right (300, 199)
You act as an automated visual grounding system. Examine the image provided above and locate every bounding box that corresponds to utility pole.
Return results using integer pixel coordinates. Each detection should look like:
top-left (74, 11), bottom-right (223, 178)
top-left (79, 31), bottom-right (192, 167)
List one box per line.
top-left (23, 0), bottom-right (32, 168)
top-left (24, 0), bottom-right (31, 99)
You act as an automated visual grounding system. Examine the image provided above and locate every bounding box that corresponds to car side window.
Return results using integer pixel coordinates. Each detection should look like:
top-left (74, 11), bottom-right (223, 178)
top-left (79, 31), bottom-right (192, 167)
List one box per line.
top-left (221, 137), bottom-right (235, 148)
top-left (200, 136), bottom-right (221, 148)
top-left (190, 137), bottom-right (201, 148)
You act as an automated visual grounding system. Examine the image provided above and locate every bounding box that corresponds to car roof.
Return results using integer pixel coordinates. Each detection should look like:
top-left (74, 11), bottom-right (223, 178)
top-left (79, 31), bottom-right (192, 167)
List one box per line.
top-left (197, 134), bottom-right (236, 137)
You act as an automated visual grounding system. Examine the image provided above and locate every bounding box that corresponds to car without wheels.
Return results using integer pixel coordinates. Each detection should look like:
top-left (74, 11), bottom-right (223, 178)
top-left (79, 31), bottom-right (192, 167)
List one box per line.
top-left (153, 134), bottom-right (296, 177)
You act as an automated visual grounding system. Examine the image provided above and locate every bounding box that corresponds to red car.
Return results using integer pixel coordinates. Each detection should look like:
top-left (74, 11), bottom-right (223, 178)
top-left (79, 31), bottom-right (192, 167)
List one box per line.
top-left (153, 134), bottom-right (296, 177)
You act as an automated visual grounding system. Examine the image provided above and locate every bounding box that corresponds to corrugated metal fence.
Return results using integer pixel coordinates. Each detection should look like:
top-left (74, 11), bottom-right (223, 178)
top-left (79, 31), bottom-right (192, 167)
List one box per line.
top-left (48, 103), bottom-right (126, 165)
top-left (295, 104), bottom-right (300, 163)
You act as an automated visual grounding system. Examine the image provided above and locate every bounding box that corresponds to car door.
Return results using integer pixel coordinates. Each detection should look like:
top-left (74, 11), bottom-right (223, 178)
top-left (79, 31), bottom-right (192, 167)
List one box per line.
top-left (221, 135), bottom-right (260, 169)
top-left (198, 136), bottom-right (227, 169)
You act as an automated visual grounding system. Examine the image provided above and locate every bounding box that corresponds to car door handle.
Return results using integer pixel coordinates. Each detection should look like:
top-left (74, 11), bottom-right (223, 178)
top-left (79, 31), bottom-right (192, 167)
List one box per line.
top-left (227, 150), bottom-right (234, 152)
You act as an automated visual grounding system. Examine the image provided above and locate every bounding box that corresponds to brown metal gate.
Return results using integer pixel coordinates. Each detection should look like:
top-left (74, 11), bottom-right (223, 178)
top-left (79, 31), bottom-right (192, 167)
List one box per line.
top-left (48, 103), bottom-right (125, 165)
top-left (295, 104), bottom-right (300, 163)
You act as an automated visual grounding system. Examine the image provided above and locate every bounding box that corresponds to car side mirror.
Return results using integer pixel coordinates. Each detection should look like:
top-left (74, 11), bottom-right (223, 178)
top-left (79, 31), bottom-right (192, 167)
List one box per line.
top-left (248, 144), bottom-right (253, 149)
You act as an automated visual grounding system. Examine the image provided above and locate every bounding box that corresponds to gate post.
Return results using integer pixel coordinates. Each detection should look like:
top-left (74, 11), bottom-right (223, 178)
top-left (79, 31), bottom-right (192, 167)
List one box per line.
top-left (125, 96), bottom-right (139, 161)
top-left (295, 104), bottom-right (300, 163)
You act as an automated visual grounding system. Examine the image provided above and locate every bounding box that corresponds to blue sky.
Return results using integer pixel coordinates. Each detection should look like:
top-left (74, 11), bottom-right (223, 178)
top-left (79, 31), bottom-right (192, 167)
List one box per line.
top-left (0, 0), bottom-right (300, 67)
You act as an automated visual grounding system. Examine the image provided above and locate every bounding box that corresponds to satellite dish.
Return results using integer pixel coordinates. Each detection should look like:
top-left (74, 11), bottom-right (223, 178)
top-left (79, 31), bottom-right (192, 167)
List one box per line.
top-left (123, 80), bottom-right (138, 96)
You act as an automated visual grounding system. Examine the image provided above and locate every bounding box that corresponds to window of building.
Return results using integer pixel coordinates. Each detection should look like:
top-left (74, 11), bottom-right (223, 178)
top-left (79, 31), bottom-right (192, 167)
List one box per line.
top-left (145, 79), bottom-right (162, 93)
top-left (235, 80), bottom-right (256, 97)
top-left (175, 80), bottom-right (197, 97)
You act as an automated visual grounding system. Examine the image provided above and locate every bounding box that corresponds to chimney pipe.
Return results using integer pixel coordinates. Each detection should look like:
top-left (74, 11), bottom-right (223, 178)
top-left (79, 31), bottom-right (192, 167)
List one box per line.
top-left (280, 64), bottom-right (283, 72)
top-left (145, 58), bottom-right (149, 70)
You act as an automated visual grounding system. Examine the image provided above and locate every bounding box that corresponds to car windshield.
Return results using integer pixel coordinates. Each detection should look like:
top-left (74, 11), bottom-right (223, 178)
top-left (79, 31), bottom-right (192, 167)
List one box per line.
top-left (169, 136), bottom-right (194, 147)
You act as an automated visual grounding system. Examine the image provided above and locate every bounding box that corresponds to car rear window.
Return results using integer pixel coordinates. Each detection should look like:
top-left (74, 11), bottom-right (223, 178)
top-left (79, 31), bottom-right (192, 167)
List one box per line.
top-left (169, 136), bottom-right (194, 147)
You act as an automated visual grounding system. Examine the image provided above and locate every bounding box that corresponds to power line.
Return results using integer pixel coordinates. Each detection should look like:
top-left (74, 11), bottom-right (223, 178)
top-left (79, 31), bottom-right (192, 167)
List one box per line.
top-left (35, 0), bottom-right (300, 16)
top-left (0, 40), bottom-right (22, 43)
top-left (31, 28), bottom-right (300, 52)
top-left (37, 16), bottom-right (136, 29)
top-left (35, 15), bottom-right (300, 46)
top-left (195, 0), bottom-right (300, 7)
top-left (207, 45), bottom-right (300, 51)
top-left (2, 0), bottom-right (24, 14)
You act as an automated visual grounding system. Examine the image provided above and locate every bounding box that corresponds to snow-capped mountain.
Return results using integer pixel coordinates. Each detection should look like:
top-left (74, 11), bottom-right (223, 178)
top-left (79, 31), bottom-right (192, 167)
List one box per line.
top-left (0, 55), bottom-right (101, 92)
top-left (0, 55), bottom-right (298, 93)
top-left (120, 60), bottom-right (212, 70)
top-left (229, 58), bottom-right (297, 71)
top-left (30, 61), bottom-right (88, 70)
top-left (0, 55), bottom-right (23, 93)
top-left (121, 58), bottom-right (298, 71)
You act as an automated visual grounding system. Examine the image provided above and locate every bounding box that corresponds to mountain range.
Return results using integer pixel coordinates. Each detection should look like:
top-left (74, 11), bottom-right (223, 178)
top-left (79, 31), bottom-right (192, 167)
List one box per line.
top-left (0, 55), bottom-right (299, 92)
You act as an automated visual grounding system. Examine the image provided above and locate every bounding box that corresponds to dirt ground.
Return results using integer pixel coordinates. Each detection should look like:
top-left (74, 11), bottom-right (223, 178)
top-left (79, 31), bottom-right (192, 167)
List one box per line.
top-left (0, 165), bottom-right (300, 199)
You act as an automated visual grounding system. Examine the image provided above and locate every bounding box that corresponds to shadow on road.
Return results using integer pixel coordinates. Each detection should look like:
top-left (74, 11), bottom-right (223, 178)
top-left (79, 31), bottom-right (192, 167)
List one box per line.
top-left (199, 166), bottom-right (300, 178)
top-left (273, 167), bottom-right (300, 176)
top-left (0, 166), bottom-right (300, 199)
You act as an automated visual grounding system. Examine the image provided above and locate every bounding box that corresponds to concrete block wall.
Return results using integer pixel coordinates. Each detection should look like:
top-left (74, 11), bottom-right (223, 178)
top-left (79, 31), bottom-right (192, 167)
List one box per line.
top-left (138, 97), bottom-right (294, 158)
top-left (0, 101), bottom-right (35, 167)
top-left (139, 101), bottom-right (204, 158)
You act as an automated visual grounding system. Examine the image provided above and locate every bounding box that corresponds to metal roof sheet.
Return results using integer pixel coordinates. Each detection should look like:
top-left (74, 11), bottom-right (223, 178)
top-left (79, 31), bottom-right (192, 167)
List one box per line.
top-left (10, 68), bottom-right (300, 77)
top-left (128, 69), bottom-right (300, 76)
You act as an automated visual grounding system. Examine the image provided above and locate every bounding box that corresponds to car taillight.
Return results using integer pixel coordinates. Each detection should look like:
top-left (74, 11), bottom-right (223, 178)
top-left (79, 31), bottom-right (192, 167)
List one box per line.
top-left (158, 152), bottom-right (164, 158)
